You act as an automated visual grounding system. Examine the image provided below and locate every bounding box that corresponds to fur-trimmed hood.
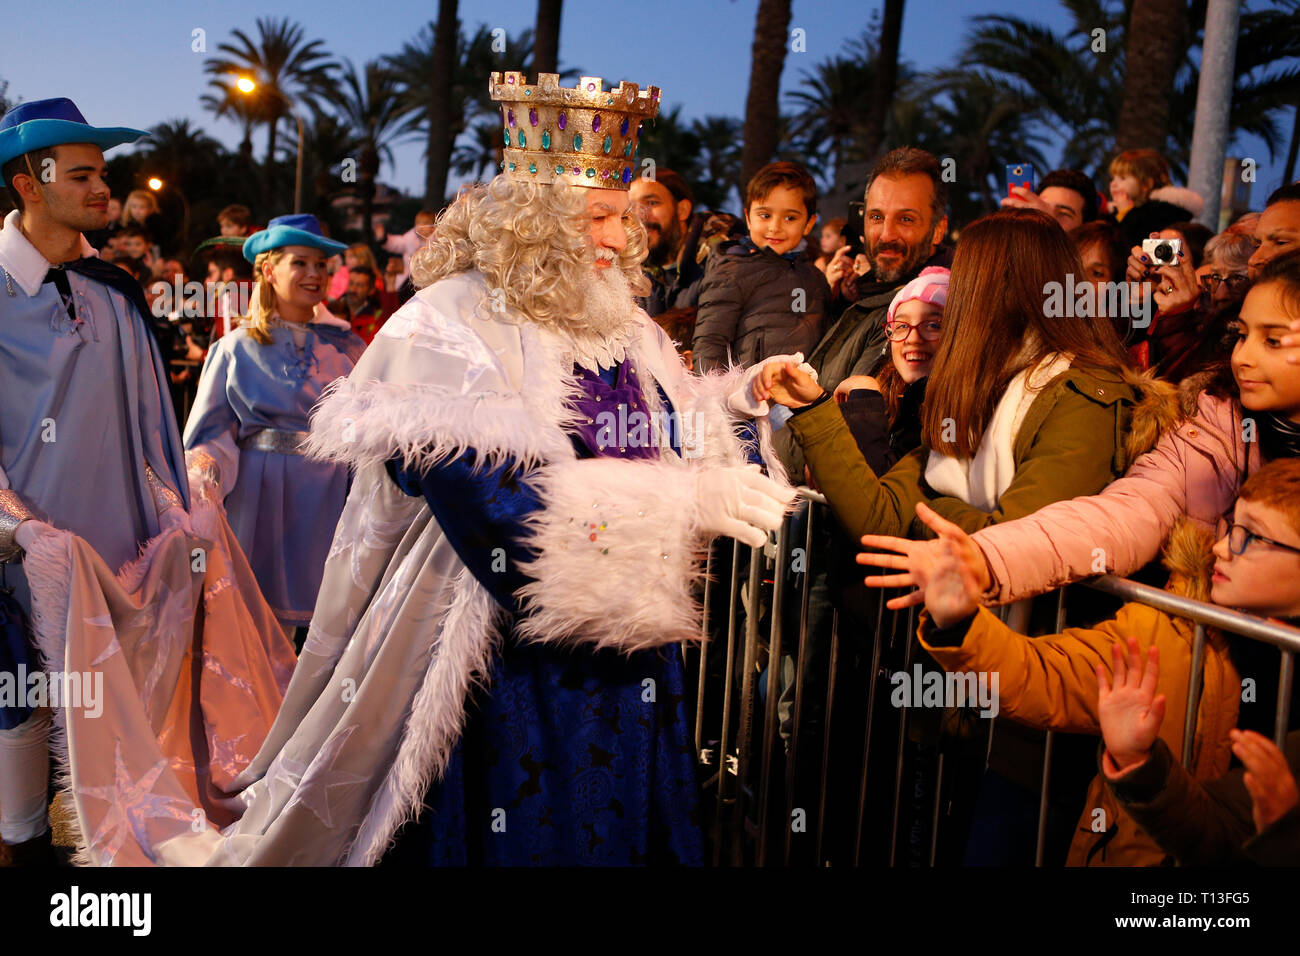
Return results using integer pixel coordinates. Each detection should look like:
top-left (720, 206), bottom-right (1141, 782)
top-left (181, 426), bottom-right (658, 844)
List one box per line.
top-left (1149, 185), bottom-right (1206, 218)
top-left (1161, 517), bottom-right (1216, 605)
top-left (1120, 366), bottom-right (1182, 465)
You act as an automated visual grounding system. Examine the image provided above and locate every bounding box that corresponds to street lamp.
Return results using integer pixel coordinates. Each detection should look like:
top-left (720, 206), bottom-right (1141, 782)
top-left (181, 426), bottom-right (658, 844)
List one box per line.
top-left (147, 176), bottom-right (191, 251)
top-left (237, 76), bottom-right (305, 214)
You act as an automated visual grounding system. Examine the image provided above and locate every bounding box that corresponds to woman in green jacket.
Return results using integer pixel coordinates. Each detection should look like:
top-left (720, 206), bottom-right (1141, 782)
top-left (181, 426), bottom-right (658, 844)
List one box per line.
top-left (757, 207), bottom-right (1148, 865)
top-left (757, 207), bottom-right (1141, 542)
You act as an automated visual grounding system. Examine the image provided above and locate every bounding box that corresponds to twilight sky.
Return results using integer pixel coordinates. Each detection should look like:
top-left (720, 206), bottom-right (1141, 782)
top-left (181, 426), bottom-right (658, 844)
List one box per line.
top-left (2, 0), bottom-right (1291, 202)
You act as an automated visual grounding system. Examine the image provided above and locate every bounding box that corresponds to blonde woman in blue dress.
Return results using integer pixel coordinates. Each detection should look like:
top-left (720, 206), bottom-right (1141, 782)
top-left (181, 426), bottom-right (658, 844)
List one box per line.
top-left (185, 215), bottom-right (366, 638)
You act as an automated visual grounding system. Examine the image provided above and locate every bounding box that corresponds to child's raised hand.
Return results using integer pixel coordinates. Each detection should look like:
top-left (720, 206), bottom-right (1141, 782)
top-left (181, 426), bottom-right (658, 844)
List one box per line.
top-left (858, 501), bottom-right (992, 610)
top-left (1230, 729), bottom-right (1299, 833)
top-left (1098, 637), bottom-right (1166, 773)
top-left (754, 361), bottom-right (823, 408)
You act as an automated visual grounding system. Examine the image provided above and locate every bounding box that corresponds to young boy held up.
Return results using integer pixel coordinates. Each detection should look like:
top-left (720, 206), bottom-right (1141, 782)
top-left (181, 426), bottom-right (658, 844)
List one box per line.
top-left (691, 161), bottom-right (829, 376)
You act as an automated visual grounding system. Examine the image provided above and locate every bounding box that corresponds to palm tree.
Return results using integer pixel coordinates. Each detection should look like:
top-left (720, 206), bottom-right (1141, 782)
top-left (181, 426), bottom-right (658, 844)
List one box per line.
top-left (385, 2), bottom-right (459, 206)
top-left (452, 115), bottom-right (507, 182)
top-left (199, 82), bottom-right (262, 161)
top-left (637, 105), bottom-right (704, 188)
top-left (959, 0), bottom-right (1300, 181)
top-left (739, 0), bottom-right (793, 194)
top-left (141, 120), bottom-right (226, 249)
top-left (388, 19), bottom-right (539, 206)
top-left (534, 0), bottom-right (563, 76)
top-left (690, 116), bottom-right (744, 210)
top-left (1116, 0), bottom-right (1187, 150)
top-left (332, 60), bottom-right (418, 242)
top-left (914, 71), bottom-right (1052, 221)
top-left (203, 17), bottom-right (339, 205)
top-left (302, 114), bottom-right (360, 218)
top-left (858, 0), bottom-right (905, 166)
top-left (787, 43), bottom-right (874, 183)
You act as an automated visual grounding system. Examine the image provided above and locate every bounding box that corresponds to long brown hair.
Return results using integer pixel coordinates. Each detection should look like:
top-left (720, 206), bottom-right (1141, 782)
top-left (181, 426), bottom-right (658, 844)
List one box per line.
top-left (920, 208), bottom-right (1129, 457)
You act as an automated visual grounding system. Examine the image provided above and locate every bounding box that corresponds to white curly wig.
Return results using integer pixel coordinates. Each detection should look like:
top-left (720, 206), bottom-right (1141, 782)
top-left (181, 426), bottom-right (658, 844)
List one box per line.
top-left (409, 175), bottom-right (651, 338)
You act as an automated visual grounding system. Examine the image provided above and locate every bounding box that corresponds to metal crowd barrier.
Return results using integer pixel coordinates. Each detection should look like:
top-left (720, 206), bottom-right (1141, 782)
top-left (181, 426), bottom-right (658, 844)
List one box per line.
top-left (683, 489), bottom-right (1300, 867)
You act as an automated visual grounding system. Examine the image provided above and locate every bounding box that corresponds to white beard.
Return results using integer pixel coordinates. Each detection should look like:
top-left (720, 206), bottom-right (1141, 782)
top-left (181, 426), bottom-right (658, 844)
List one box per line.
top-left (555, 261), bottom-right (643, 371)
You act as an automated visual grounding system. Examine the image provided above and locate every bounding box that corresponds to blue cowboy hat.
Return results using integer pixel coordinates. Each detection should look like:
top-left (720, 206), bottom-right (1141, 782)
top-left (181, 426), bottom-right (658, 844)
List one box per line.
top-left (243, 214), bottom-right (348, 262)
top-left (0, 97), bottom-right (147, 185)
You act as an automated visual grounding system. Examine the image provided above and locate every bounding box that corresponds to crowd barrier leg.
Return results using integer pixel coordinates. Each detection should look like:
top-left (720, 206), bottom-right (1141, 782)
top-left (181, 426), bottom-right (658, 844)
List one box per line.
top-left (756, 521), bottom-right (789, 866)
top-left (731, 540), bottom-right (764, 866)
top-left (1034, 588), bottom-right (1070, 867)
top-left (814, 609), bottom-right (840, 864)
top-left (694, 546), bottom-right (713, 759)
top-left (888, 605), bottom-right (917, 866)
top-left (1182, 623), bottom-right (1207, 766)
top-left (852, 582), bottom-right (889, 865)
top-left (1276, 650), bottom-right (1295, 748)
top-left (783, 502), bottom-right (817, 866)
top-left (711, 539), bottom-right (742, 866)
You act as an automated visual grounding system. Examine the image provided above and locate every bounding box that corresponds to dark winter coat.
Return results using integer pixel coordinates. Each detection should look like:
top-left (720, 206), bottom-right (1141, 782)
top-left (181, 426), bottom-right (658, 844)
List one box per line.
top-left (1109, 186), bottom-right (1205, 250)
top-left (691, 239), bottom-right (829, 374)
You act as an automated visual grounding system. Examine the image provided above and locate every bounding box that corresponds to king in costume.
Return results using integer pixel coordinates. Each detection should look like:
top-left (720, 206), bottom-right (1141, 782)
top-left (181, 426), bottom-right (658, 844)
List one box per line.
top-left (44, 73), bottom-right (800, 866)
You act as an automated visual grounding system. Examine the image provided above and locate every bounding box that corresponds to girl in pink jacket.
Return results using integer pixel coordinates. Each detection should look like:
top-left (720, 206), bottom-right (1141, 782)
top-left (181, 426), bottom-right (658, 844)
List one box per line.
top-left (860, 252), bottom-right (1300, 606)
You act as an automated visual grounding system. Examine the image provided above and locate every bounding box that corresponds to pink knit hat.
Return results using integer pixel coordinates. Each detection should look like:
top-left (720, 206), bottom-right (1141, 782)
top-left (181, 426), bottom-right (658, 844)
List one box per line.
top-left (886, 266), bottom-right (950, 324)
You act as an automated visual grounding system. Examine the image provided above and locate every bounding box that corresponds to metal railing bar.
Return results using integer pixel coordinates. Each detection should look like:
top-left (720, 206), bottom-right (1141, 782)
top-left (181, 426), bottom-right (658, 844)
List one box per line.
top-left (814, 608), bottom-right (840, 864)
top-left (783, 500), bottom-right (817, 866)
top-left (888, 604), bottom-right (916, 866)
top-left (732, 539), bottom-right (764, 866)
top-left (756, 522), bottom-right (789, 866)
top-left (695, 546), bottom-right (713, 758)
top-left (1182, 623), bottom-right (1207, 767)
top-left (712, 538), bottom-right (742, 866)
top-left (1087, 575), bottom-right (1300, 653)
top-left (1034, 588), bottom-right (1069, 867)
top-left (853, 585), bottom-right (888, 866)
top-left (1276, 651), bottom-right (1294, 749)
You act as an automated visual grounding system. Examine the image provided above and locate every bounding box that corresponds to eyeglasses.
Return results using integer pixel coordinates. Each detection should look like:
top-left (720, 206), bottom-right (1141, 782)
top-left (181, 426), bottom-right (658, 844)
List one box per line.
top-left (1215, 515), bottom-right (1300, 557)
top-left (884, 318), bottom-right (943, 342)
top-left (1198, 273), bottom-right (1251, 295)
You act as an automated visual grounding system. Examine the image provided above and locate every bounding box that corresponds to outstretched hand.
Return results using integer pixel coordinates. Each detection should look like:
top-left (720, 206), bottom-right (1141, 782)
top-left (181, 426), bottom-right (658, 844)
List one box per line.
top-left (1098, 636), bottom-right (1166, 774)
top-left (856, 501), bottom-right (993, 610)
top-left (752, 361), bottom-right (824, 409)
top-left (1231, 728), bottom-right (1299, 833)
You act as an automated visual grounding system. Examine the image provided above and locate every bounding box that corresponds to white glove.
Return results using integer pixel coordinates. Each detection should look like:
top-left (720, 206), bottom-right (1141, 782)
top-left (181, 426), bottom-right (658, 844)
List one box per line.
top-left (695, 463), bottom-right (797, 548)
top-left (726, 353), bottom-right (819, 418)
top-left (14, 518), bottom-right (56, 552)
top-left (159, 506), bottom-right (194, 535)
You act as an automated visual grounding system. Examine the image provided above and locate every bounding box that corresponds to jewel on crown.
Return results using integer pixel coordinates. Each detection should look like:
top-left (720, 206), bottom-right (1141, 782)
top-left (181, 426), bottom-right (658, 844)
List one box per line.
top-left (488, 72), bottom-right (662, 189)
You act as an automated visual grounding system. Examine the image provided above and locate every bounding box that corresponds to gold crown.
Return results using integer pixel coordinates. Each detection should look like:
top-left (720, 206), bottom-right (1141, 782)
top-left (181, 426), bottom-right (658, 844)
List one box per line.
top-left (488, 72), bottom-right (661, 190)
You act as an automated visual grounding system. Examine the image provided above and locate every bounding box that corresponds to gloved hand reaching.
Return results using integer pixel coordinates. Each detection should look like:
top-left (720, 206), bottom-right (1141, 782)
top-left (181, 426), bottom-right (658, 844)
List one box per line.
top-left (726, 353), bottom-right (819, 418)
top-left (695, 463), bottom-right (796, 548)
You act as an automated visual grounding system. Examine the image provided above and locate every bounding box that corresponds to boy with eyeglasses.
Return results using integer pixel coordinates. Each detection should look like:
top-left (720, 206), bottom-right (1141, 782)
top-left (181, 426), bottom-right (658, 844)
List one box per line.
top-left (1097, 458), bottom-right (1300, 864)
top-left (889, 456), bottom-right (1300, 865)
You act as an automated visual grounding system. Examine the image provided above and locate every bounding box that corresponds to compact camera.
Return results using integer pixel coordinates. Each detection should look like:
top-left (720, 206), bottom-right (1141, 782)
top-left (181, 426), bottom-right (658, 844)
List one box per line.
top-left (1141, 237), bottom-right (1182, 267)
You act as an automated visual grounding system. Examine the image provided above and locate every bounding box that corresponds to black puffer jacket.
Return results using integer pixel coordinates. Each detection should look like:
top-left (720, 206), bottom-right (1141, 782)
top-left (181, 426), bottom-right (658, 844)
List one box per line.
top-left (1108, 185), bottom-right (1204, 249)
top-left (691, 239), bottom-right (829, 374)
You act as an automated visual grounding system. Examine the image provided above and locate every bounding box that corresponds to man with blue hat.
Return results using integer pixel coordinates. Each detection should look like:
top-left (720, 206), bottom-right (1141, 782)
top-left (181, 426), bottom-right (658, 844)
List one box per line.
top-left (0, 98), bottom-right (192, 865)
